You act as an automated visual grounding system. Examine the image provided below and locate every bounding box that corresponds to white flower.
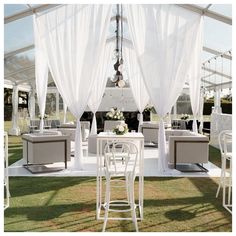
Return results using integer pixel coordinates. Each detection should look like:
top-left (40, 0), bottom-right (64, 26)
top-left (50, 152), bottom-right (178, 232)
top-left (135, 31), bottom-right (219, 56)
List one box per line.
top-left (110, 108), bottom-right (115, 113)
top-left (118, 125), bottom-right (125, 132)
top-left (114, 115), bottom-right (117, 119)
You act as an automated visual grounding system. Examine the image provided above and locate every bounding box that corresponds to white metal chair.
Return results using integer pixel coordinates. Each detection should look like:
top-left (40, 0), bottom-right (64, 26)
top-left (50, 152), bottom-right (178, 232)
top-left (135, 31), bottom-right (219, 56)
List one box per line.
top-left (216, 130), bottom-right (232, 213)
top-left (4, 132), bottom-right (10, 210)
top-left (102, 142), bottom-right (139, 232)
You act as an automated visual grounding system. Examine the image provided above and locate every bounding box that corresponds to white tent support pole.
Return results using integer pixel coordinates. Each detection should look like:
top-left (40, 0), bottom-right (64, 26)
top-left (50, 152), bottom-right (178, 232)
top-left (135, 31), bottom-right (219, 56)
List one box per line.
top-left (56, 90), bottom-right (60, 118)
top-left (212, 88), bottom-right (222, 113)
top-left (9, 85), bottom-right (21, 136)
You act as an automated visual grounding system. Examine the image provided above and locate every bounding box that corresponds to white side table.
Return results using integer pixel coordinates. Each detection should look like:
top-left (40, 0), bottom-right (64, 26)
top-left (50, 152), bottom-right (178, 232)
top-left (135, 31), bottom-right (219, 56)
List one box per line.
top-left (96, 132), bottom-right (144, 221)
top-left (4, 132), bottom-right (10, 210)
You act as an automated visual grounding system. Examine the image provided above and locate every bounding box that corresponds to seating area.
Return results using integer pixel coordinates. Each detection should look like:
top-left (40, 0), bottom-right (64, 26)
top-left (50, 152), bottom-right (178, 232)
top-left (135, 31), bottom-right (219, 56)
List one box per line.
top-left (3, 3), bottom-right (233, 233)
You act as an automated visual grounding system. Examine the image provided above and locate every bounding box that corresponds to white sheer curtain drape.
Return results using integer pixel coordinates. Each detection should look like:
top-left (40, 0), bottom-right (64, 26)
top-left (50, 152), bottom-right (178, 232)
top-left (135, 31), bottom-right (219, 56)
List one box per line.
top-left (126, 4), bottom-right (203, 172)
top-left (34, 5), bottom-right (112, 169)
top-left (34, 19), bottom-right (49, 132)
top-left (88, 42), bottom-right (113, 135)
top-left (123, 45), bottom-right (149, 131)
top-left (188, 19), bottom-right (203, 133)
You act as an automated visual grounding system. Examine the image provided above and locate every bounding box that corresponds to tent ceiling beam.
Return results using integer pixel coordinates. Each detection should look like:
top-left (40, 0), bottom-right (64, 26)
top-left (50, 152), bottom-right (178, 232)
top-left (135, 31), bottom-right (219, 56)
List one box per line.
top-left (206, 81), bottom-right (232, 90)
top-left (5, 65), bottom-right (35, 78)
top-left (5, 4), bottom-right (232, 26)
top-left (4, 44), bottom-right (34, 60)
top-left (202, 66), bottom-right (231, 80)
top-left (177, 4), bottom-right (232, 25)
top-left (4, 4), bottom-right (60, 24)
top-left (201, 78), bottom-right (215, 85)
top-left (203, 47), bottom-right (232, 61)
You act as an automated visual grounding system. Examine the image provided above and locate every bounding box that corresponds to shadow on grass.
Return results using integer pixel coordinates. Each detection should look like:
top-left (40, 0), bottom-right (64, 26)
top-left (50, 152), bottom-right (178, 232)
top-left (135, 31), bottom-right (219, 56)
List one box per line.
top-left (165, 209), bottom-right (195, 221)
top-left (9, 177), bottom-right (96, 198)
top-left (8, 148), bottom-right (23, 166)
top-left (4, 202), bottom-right (94, 221)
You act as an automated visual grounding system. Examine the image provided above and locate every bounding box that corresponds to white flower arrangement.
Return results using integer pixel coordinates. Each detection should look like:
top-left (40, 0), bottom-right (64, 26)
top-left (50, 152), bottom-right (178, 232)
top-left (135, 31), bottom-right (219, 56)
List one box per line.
top-left (106, 107), bottom-right (124, 120)
top-left (113, 123), bottom-right (128, 135)
top-left (38, 114), bottom-right (49, 120)
top-left (180, 114), bottom-right (190, 120)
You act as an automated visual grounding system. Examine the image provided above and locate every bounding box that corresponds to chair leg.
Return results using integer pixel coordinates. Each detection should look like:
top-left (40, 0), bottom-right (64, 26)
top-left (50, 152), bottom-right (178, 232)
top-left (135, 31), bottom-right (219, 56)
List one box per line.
top-left (102, 180), bottom-right (110, 232)
top-left (216, 158), bottom-right (224, 198)
top-left (129, 181), bottom-right (138, 232)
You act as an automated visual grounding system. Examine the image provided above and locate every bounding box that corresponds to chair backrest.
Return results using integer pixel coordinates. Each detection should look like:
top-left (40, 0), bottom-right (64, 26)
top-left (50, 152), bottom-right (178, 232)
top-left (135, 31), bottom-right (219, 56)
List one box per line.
top-left (103, 141), bottom-right (138, 180)
top-left (44, 119), bottom-right (52, 127)
top-left (218, 130), bottom-right (232, 156)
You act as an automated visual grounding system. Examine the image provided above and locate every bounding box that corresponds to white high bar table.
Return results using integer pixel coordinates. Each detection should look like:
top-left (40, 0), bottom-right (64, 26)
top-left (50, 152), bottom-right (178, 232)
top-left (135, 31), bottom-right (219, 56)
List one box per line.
top-left (96, 132), bottom-right (144, 221)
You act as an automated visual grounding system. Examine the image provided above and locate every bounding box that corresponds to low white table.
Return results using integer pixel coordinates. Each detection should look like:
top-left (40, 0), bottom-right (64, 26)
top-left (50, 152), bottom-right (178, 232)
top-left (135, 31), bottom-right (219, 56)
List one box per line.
top-left (96, 132), bottom-right (144, 220)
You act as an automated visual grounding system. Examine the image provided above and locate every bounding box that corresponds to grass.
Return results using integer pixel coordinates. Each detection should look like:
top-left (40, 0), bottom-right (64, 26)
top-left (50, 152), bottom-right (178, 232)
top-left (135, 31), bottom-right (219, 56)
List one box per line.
top-left (4, 177), bottom-right (231, 232)
top-left (4, 121), bottom-right (230, 232)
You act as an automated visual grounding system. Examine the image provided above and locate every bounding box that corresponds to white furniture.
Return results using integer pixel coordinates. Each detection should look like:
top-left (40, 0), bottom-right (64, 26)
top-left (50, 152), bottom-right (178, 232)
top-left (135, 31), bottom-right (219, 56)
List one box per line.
top-left (96, 132), bottom-right (144, 222)
top-left (140, 122), bottom-right (171, 145)
top-left (104, 120), bottom-right (125, 132)
top-left (59, 121), bottom-right (90, 141)
top-left (102, 142), bottom-right (139, 232)
top-left (165, 130), bottom-right (209, 172)
top-left (4, 132), bottom-right (10, 210)
top-left (22, 133), bottom-right (71, 173)
top-left (216, 130), bottom-right (232, 214)
top-left (210, 113), bottom-right (232, 148)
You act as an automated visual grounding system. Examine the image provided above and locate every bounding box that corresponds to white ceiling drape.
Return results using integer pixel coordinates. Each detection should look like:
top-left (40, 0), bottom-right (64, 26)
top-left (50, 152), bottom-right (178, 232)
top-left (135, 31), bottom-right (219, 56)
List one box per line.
top-left (88, 42), bottom-right (113, 135)
top-left (125, 4), bottom-right (203, 172)
top-left (123, 45), bottom-right (149, 131)
top-left (34, 5), bottom-right (112, 169)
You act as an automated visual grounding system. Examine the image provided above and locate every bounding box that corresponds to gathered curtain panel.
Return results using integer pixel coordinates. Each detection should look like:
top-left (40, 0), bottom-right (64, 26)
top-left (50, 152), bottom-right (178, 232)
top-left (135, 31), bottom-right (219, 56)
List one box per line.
top-left (123, 45), bottom-right (149, 131)
top-left (187, 17), bottom-right (203, 133)
top-left (125, 4), bottom-right (203, 172)
top-left (88, 42), bottom-right (113, 135)
top-left (34, 19), bottom-right (49, 132)
top-left (34, 4), bottom-right (112, 169)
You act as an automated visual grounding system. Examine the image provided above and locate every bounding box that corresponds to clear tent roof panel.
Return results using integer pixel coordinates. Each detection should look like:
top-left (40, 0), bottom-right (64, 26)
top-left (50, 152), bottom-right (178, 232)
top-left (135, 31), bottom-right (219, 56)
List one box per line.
top-left (4, 4), bottom-right (232, 90)
top-left (4, 4), bottom-right (28, 17)
top-left (209, 4), bottom-right (232, 17)
top-left (4, 15), bottom-right (34, 53)
top-left (203, 16), bottom-right (232, 52)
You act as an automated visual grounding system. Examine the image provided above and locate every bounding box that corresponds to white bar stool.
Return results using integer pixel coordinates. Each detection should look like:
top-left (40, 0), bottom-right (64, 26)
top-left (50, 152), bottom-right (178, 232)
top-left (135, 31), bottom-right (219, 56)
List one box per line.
top-left (102, 142), bottom-right (139, 232)
top-left (4, 132), bottom-right (10, 210)
top-left (216, 130), bottom-right (232, 214)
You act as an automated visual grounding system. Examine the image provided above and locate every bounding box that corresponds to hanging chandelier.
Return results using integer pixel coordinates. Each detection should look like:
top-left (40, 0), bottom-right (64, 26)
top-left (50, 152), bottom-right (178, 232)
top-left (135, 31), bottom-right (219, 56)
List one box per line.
top-left (110, 4), bottom-right (125, 88)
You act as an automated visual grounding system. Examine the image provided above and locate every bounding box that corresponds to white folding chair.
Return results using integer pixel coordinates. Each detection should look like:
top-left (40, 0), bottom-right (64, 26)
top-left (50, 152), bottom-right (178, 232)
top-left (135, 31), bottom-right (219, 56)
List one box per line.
top-left (102, 142), bottom-right (139, 232)
top-left (216, 130), bottom-right (232, 213)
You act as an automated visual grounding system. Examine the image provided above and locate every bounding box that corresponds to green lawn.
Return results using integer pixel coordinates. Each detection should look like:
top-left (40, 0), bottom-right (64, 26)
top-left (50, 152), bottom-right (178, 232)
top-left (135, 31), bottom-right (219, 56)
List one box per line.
top-left (4, 177), bottom-right (231, 232)
top-left (4, 121), bottom-right (230, 232)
